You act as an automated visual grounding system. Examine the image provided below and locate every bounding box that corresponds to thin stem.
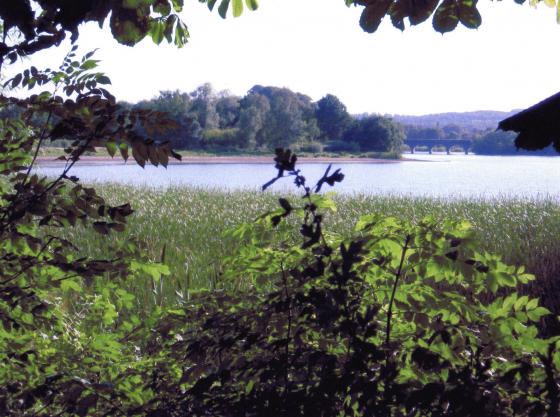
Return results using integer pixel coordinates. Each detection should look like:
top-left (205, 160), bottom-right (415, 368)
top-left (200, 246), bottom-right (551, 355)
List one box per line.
top-left (281, 262), bottom-right (292, 401)
top-left (385, 234), bottom-right (411, 346)
top-left (24, 107), bottom-right (54, 181)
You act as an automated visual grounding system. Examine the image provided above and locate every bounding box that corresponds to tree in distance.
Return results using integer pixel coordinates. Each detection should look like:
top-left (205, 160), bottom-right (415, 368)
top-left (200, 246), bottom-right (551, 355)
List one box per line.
top-left (315, 94), bottom-right (352, 142)
top-left (344, 114), bottom-right (405, 152)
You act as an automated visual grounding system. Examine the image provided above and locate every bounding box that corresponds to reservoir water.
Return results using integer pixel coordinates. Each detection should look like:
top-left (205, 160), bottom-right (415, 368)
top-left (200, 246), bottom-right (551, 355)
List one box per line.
top-left (36, 154), bottom-right (560, 199)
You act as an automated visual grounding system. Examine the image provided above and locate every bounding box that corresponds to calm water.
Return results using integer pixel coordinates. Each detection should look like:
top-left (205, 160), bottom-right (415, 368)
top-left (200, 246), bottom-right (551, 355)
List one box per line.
top-left (36, 154), bottom-right (560, 199)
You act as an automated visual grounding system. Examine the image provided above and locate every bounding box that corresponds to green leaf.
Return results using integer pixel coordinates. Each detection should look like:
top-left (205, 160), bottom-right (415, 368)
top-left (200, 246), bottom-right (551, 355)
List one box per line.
top-left (174, 21), bottom-right (189, 47)
top-left (527, 307), bottom-right (551, 322)
top-left (154, 0), bottom-right (172, 15)
top-left (514, 295), bottom-right (529, 311)
top-left (525, 297), bottom-right (539, 311)
top-left (149, 20), bottom-right (165, 45)
top-left (486, 272), bottom-right (498, 294)
top-left (245, 380), bottom-right (255, 394)
top-left (245, 0), bottom-right (258, 11)
top-left (96, 75), bottom-right (111, 85)
top-left (218, 0), bottom-right (231, 18)
top-left (232, 0), bottom-right (243, 17)
top-left (502, 294), bottom-right (517, 311)
top-left (61, 279), bottom-right (83, 293)
top-left (111, 19), bottom-right (146, 46)
top-left (106, 142), bottom-right (117, 157)
top-left (207, 0), bottom-right (218, 10)
top-left (119, 142), bottom-right (129, 161)
top-left (171, 0), bottom-right (183, 12)
top-left (80, 59), bottom-right (99, 70)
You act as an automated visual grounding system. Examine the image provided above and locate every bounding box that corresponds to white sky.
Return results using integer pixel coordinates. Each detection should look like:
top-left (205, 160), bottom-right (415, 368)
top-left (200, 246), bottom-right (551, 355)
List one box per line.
top-left (14, 0), bottom-right (560, 115)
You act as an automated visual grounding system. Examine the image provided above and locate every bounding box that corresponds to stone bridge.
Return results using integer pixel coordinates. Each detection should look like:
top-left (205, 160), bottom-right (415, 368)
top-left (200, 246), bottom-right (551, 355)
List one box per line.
top-left (404, 139), bottom-right (473, 154)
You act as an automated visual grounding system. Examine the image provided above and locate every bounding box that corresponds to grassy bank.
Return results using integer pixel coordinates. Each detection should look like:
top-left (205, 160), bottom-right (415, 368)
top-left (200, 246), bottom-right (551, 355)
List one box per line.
top-left (61, 184), bottom-right (560, 317)
top-left (39, 146), bottom-right (401, 160)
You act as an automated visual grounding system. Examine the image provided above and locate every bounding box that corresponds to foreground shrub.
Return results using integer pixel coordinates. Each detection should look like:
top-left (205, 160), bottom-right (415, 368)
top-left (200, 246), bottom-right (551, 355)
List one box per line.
top-left (133, 152), bottom-right (560, 416)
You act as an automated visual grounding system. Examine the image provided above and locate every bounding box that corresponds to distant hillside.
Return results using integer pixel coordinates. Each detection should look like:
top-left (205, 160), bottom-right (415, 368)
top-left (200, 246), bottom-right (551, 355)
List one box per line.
top-left (389, 110), bottom-right (520, 130)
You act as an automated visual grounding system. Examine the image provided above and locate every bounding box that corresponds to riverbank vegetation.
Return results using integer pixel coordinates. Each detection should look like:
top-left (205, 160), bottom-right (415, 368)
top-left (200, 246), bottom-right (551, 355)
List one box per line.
top-left (2, 85), bottom-right (404, 156)
top-left (60, 184), bottom-right (560, 325)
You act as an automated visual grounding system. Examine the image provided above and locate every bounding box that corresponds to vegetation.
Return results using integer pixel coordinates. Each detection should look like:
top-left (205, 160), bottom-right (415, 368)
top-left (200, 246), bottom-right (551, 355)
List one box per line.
top-left (1, 0), bottom-right (560, 416)
top-left (60, 184), bottom-right (560, 328)
top-left (393, 111), bottom-right (519, 131)
top-left (119, 85), bottom-right (405, 154)
top-left (349, 0), bottom-right (559, 34)
top-left (472, 130), bottom-right (558, 156)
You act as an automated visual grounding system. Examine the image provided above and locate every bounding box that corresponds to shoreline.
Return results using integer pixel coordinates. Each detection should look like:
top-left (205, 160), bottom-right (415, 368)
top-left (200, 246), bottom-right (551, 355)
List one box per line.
top-left (36, 155), bottom-right (410, 167)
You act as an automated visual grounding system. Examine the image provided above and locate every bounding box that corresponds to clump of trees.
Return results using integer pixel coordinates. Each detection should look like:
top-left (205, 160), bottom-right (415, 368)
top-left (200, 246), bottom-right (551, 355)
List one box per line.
top-left (123, 84), bottom-right (404, 154)
top-left (403, 124), bottom-right (475, 141)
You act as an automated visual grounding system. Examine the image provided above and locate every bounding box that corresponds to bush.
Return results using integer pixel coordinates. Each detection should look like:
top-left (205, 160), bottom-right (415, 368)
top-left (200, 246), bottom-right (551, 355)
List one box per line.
top-left (293, 140), bottom-right (324, 153)
top-left (131, 154), bottom-right (560, 416)
top-left (324, 139), bottom-right (360, 153)
top-left (2, 132), bottom-right (560, 415)
top-left (200, 128), bottom-right (243, 151)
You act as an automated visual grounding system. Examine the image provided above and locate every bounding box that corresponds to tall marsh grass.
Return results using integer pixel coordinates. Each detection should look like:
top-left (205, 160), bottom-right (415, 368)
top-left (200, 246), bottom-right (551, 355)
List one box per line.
top-left (62, 184), bottom-right (560, 317)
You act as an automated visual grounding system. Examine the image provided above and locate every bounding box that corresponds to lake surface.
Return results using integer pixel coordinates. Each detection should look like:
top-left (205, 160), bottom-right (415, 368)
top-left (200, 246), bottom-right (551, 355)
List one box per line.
top-left (36, 154), bottom-right (560, 199)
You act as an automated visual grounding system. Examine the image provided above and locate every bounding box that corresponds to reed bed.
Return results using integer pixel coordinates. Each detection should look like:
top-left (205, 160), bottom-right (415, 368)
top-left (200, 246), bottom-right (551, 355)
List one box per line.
top-left (61, 184), bottom-right (560, 315)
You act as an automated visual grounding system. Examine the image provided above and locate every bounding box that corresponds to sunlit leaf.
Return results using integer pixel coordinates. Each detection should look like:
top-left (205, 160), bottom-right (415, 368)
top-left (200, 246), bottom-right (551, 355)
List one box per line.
top-left (232, 0), bottom-right (243, 17)
top-left (245, 0), bottom-right (258, 11)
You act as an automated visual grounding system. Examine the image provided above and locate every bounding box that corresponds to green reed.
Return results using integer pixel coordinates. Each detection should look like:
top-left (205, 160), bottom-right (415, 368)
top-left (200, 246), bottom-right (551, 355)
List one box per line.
top-left (62, 184), bottom-right (560, 313)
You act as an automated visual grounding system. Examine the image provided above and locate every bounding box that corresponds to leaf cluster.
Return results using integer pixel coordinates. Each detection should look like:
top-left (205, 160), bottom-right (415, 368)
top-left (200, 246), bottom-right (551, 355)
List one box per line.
top-left (348, 0), bottom-right (557, 34)
top-left (0, 0), bottom-right (259, 66)
top-left (0, 48), bottom-right (180, 416)
top-left (117, 152), bottom-right (560, 416)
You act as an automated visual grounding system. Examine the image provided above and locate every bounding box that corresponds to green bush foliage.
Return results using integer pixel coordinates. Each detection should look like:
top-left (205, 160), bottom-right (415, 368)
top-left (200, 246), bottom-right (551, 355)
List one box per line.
top-left (126, 151), bottom-right (560, 416)
top-left (1, 60), bottom-right (560, 415)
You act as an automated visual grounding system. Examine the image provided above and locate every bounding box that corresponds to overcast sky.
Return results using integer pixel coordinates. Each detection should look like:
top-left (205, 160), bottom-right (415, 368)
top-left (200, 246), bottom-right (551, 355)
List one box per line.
top-left (18, 0), bottom-right (560, 115)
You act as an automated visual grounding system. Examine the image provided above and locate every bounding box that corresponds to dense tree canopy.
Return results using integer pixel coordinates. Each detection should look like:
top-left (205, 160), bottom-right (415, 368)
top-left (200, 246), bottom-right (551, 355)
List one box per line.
top-left (344, 114), bottom-right (404, 152)
top-left (123, 85), bottom-right (403, 153)
top-left (315, 94), bottom-right (352, 142)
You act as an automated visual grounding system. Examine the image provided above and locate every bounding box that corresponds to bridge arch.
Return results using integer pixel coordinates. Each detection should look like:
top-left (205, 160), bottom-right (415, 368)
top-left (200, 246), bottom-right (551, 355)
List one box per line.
top-left (404, 139), bottom-right (472, 155)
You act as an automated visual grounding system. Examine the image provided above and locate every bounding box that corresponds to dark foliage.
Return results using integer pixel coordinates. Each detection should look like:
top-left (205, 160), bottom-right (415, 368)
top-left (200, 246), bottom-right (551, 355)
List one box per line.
top-left (0, 0), bottom-right (189, 67)
top-left (125, 150), bottom-right (560, 417)
top-left (344, 114), bottom-right (404, 152)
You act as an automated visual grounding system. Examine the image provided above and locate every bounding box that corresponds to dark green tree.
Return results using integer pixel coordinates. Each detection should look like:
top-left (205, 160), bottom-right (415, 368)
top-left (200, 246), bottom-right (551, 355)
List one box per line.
top-left (189, 83), bottom-right (220, 130)
top-left (237, 92), bottom-right (271, 150)
top-left (405, 125), bottom-right (444, 140)
top-left (248, 85), bottom-right (319, 149)
top-left (135, 90), bottom-right (202, 149)
top-left (315, 93), bottom-right (352, 141)
top-left (345, 115), bottom-right (404, 152)
top-left (215, 93), bottom-right (241, 129)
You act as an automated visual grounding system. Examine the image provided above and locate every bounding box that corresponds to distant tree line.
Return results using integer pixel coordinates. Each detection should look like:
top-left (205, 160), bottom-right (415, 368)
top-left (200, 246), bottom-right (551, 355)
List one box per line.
top-left (403, 123), bottom-right (558, 155)
top-left (119, 84), bottom-right (404, 154)
top-left (403, 122), bottom-right (486, 141)
top-left (393, 110), bottom-right (518, 130)
top-left (471, 130), bottom-right (557, 155)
